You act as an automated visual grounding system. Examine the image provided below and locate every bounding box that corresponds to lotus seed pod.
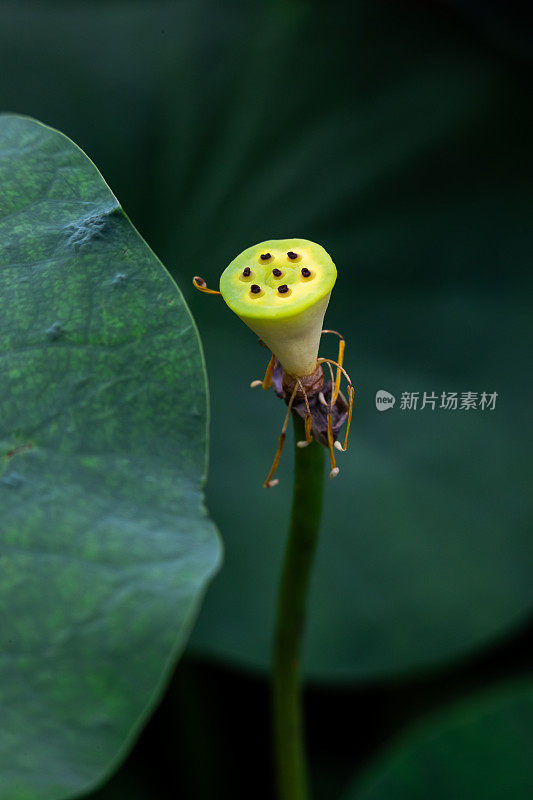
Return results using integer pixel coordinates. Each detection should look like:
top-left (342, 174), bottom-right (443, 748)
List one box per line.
top-left (220, 239), bottom-right (337, 376)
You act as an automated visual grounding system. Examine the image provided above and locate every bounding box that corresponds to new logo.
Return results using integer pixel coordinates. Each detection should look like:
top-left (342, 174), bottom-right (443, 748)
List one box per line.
top-left (375, 390), bottom-right (396, 411)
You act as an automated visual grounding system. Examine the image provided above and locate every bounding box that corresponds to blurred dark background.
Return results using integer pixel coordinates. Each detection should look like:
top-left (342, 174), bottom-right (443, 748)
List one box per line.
top-left (2, 1), bottom-right (532, 797)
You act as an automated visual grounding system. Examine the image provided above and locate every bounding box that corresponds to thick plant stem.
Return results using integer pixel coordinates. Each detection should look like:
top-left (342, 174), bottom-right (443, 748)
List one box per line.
top-left (272, 413), bottom-right (325, 800)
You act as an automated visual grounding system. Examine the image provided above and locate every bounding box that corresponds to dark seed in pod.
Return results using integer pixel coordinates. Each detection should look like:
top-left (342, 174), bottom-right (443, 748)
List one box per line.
top-left (242, 267), bottom-right (251, 277)
top-left (272, 268), bottom-right (282, 277)
top-left (278, 284), bottom-right (289, 294)
top-left (287, 251), bottom-right (298, 259)
top-left (260, 253), bottom-right (271, 260)
top-left (301, 267), bottom-right (311, 277)
top-left (250, 284), bottom-right (261, 293)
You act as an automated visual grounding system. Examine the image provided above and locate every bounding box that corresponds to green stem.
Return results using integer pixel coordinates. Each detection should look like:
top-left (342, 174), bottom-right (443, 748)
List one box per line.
top-left (272, 413), bottom-right (325, 800)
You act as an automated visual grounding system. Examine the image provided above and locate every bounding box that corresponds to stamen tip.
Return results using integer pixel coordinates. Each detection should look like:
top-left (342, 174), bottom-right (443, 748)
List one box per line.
top-left (250, 380), bottom-right (262, 388)
top-left (329, 467), bottom-right (340, 479)
top-left (296, 440), bottom-right (310, 448)
top-left (318, 392), bottom-right (328, 406)
top-left (334, 441), bottom-right (345, 451)
top-left (265, 479), bottom-right (280, 488)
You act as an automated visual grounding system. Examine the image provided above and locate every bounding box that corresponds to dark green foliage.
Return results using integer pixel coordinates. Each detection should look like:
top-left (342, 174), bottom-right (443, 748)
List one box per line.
top-left (346, 681), bottom-right (533, 800)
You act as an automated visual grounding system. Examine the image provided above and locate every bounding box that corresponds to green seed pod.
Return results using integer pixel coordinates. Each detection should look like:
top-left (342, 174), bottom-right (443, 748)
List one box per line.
top-left (219, 239), bottom-right (337, 376)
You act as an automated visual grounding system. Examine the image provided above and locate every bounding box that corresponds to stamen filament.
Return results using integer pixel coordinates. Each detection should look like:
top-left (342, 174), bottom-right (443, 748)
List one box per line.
top-left (342, 385), bottom-right (355, 452)
top-left (321, 329), bottom-right (344, 338)
top-left (333, 341), bottom-right (345, 403)
top-left (316, 357), bottom-right (352, 389)
top-left (326, 414), bottom-right (339, 479)
top-left (263, 383), bottom-right (299, 488)
top-left (321, 329), bottom-right (345, 402)
top-left (335, 384), bottom-right (355, 452)
top-left (296, 378), bottom-right (314, 444)
top-left (323, 360), bottom-right (335, 412)
top-left (192, 276), bottom-right (222, 295)
top-left (263, 354), bottom-right (276, 390)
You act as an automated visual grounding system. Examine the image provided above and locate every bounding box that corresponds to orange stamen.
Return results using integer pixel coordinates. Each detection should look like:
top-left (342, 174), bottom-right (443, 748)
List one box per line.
top-left (263, 383), bottom-right (299, 488)
top-left (192, 276), bottom-right (221, 295)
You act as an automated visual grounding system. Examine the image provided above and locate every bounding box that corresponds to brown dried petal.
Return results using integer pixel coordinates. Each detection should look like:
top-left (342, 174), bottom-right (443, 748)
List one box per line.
top-left (272, 360), bottom-right (349, 446)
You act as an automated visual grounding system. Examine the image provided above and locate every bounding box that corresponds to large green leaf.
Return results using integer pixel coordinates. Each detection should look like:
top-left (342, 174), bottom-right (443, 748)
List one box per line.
top-left (0, 115), bottom-right (221, 800)
top-left (1, 1), bottom-right (532, 681)
top-left (343, 681), bottom-right (533, 800)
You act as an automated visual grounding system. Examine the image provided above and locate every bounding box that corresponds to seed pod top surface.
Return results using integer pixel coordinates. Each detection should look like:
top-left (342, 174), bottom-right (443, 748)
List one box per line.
top-left (219, 238), bottom-right (337, 321)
